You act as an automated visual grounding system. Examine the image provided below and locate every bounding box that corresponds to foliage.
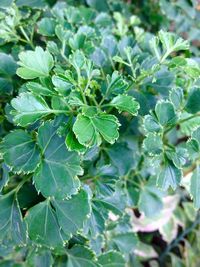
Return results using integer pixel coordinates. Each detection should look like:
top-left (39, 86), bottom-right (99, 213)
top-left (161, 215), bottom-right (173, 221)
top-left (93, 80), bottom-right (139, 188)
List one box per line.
top-left (0, 0), bottom-right (200, 266)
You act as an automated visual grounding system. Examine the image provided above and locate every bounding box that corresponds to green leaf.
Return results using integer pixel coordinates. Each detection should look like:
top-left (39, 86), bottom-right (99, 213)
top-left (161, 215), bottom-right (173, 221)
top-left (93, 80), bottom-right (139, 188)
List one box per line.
top-left (106, 71), bottom-right (129, 97)
top-left (65, 130), bottom-right (86, 152)
top-left (67, 245), bottom-right (98, 267)
top-left (110, 95), bottom-right (139, 115)
top-left (187, 127), bottom-right (200, 160)
top-left (157, 160), bottom-right (182, 190)
top-left (2, 130), bottom-right (40, 173)
top-left (11, 93), bottom-right (51, 126)
top-left (34, 120), bottom-right (82, 199)
top-left (37, 18), bottom-right (56, 37)
top-left (159, 30), bottom-right (189, 51)
top-left (185, 88), bottom-right (200, 114)
top-left (190, 165), bottom-right (200, 209)
top-left (169, 87), bottom-right (184, 109)
top-left (0, 77), bottom-right (13, 95)
top-left (53, 189), bottom-right (91, 236)
top-left (110, 233), bottom-right (138, 254)
top-left (73, 113), bottom-right (120, 147)
top-left (143, 133), bottom-right (163, 155)
top-left (0, 164), bottom-right (9, 193)
top-left (158, 30), bottom-right (189, 61)
top-left (0, 192), bottom-right (26, 245)
top-left (26, 82), bottom-right (54, 96)
top-left (97, 251), bottom-right (125, 267)
top-left (26, 249), bottom-right (53, 267)
top-left (17, 47), bottom-right (54, 79)
top-left (25, 200), bottom-right (65, 248)
top-left (143, 114), bottom-right (161, 133)
top-left (0, 53), bottom-right (17, 76)
top-left (52, 74), bottom-right (74, 96)
top-left (107, 142), bottom-right (135, 176)
top-left (138, 184), bottom-right (163, 217)
top-left (155, 101), bottom-right (177, 127)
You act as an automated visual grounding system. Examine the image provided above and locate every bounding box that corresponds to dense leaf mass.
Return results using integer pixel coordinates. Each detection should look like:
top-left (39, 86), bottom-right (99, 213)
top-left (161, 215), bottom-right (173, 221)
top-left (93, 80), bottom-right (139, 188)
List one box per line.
top-left (0, 0), bottom-right (200, 266)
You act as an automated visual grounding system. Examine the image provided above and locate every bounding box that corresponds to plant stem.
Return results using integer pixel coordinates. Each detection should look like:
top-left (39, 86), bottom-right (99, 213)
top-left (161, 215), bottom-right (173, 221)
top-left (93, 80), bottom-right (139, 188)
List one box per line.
top-left (19, 26), bottom-right (34, 49)
top-left (164, 113), bottom-right (200, 135)
top-left (159, 211), bottom-right (200, 263)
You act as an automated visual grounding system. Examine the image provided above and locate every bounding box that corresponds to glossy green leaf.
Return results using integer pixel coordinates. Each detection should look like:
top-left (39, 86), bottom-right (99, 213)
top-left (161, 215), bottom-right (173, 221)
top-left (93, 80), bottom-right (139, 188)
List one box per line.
top-left (26, 82), bottom-right (54, 96)
top-left (155, 101), bottom-right (177, 127)
top-left (67, 245), bottom-right (98, 267)
top-left (53, 189), bottom-right (91, 236)
top-left (73, 113), bottom-right (120, 147)
top-left (37, 18), bottom-right (56, 37)
top-left (138, 185), bottom-right (163, 217)
top-left (110, 233), bottom-right (138, 254)
top-left (143, 133), bottom-right (163, 155)
top-left (11, 93), bottom-right (51, 126)
top-left (17, 47), bottom-right (54, 79)
top-left (34, 120), bottom-right (82, 199)
top-left (0, 53), bottom-right (17, 76)
top-left (2, 130), bottom-right (40, 173)
top-left (157, 160), bottom-right (182, 190)
top-left (110, 95), bottom-right (139, 115)
top-left (97, 251), bottom-right (125, 267)
top-left (185, 88), bottom-right (200, 114)
top-left (25, 200), bottom-right (65, 248)
top-left (0, 192), bottom-right (26, 245)
top-left (143, 114), bottom-right (161, 133)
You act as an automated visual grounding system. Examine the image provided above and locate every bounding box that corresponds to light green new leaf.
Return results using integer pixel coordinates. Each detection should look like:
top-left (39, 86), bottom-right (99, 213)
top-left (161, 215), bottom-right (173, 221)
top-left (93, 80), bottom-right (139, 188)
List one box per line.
top-left (17, 46), bottom-right (54, 79)
top-left (158, 30), bottom-right (189, 62)
top-left (190, 165), bottom-right (200, 209)
top-left (34, 120), bottom-right (82, 199)
top-left (97, 251), bottom-right (125, 267)
top-left (53, 189), bottom-right (91, 236)
top-left (2, 130), bottom-right (40, 173)
top-left (110, 95), bottom-right (139, 115)
top-left (157, 161), bottom-right (182, 190)
top-left (67, 245), bottom-right (98, 267)
top-left (155, 101), bottom-right (177, 127)
top-left (11, 93), bottom-right (51, 126)
top-left (73, 113), bottom-right (120, 147)
top-left (0, 192), bottom-right (26, 245)
top-left (25, 200), bottom-right (65, 248)
top-left (158, 30), bottom-right (189, 52)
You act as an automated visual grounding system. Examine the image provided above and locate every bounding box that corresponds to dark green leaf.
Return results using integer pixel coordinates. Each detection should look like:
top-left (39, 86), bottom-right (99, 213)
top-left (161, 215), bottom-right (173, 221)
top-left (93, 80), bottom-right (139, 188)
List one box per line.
top-left (2, 130), bottom-right (40, 173)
